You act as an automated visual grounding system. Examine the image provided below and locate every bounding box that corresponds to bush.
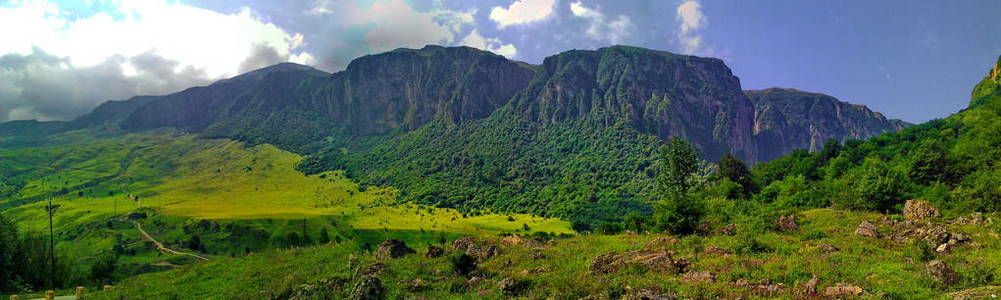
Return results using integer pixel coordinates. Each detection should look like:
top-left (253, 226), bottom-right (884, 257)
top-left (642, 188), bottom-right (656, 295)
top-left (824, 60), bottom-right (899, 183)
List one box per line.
top-left (449, 254), bottom-right (477, 277)
top-left (831, 158), bottom-right (911, 212)
top-left (595, 222), bottom-right (624, 235)
top-left (732, 236), bottom-right (773, 255)
top-left (653, 196), bottom-right (704, 235)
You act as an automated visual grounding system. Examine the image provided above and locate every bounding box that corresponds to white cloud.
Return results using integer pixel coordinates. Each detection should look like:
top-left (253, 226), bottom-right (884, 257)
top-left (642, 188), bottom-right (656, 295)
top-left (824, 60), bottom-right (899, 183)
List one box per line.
top-left (0, 0), bottom-right (313, 79)
top-left (489, 0), bottom-right (556, 28)
top-left (675, 0), bottom-right (705, 54)
top-left (0, 0), bottom-right (315, 121)
top-left (343, 0), bottom-right (474, 52)
top-left (460, 29), bottom-right (518, 58)
top-left (569, 1), bottom-right (633, 44)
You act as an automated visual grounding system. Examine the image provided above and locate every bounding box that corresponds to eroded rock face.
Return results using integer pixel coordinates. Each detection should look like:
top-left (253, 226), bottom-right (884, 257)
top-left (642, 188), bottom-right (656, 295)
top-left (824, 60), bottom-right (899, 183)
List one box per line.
top-left (747, 88), bottom-right (909, 162)
top-left (927, 260), bottom-right (959, 285)
top-left (374, 239), bottom-right (416, 259)
top-left (590, 249), bottom-right (688, 275)
top-left (854, 221), bottom-right (880, 238)
top-left (903, 200), bottom-right (941, 220)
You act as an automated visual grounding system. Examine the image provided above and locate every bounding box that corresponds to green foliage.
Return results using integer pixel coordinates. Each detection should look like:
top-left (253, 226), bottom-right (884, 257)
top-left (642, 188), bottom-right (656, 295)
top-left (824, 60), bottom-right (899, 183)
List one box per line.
top-left (595, 222), bottom-right (624, 235)
top-left (652, 139), bottom-right (705, 235)
top-left (0, 213), bottom-right (18, 291)
top-left (717, 153), bottom-right (755, 197)
top-left (758, 175), bottom-right (826, 209)
top-left (449, 253), bottom-right (477, 277)
top-left (830, 158), bottom-right (911, 212)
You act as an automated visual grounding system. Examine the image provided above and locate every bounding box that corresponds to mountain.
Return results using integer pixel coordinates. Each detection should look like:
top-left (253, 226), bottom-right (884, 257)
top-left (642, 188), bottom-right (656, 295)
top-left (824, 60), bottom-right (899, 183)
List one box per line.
top-left (508, 46), bottom-right (757, 162)
top-left (10, 45), bottom-right (910, 221)
top-left (119, 46), bottom-right (535, 152)
top-left (747, 88), bottom-right (910, 161)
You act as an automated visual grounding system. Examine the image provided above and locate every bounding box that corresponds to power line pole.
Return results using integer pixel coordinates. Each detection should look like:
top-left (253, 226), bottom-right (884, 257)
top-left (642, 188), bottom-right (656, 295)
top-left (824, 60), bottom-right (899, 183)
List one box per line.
top-left (48, 198), bottom-right (55, 290)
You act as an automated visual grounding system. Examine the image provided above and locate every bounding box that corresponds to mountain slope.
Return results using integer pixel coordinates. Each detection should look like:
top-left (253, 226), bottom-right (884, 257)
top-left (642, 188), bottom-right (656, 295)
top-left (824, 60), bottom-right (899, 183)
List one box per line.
top-left (509, 46), bottom-right (757, 162)
top-left (747, 88), bottom-right (910, 161)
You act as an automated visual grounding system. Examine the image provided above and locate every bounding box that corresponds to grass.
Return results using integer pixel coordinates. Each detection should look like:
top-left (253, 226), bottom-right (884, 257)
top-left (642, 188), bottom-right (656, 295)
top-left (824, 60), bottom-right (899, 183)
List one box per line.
top-left (0, 129), bottom-right (569, 290)
top-left (80, 209), bottom-right (1001, 299)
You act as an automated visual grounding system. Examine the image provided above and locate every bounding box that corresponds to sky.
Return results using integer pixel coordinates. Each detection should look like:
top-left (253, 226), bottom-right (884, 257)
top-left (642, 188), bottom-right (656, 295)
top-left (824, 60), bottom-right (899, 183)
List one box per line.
top-left (0, 0), bottom-right (999, 123)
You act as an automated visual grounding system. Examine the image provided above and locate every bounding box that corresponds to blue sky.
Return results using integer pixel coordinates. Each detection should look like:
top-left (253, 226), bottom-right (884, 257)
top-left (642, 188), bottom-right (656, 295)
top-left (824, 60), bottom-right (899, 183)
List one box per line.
top-left (1, 0), bottom-right (999, 123)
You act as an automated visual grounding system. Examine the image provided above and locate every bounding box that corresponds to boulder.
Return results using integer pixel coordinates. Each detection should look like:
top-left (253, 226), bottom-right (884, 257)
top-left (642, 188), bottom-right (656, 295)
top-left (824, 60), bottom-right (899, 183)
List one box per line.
top-left (425, 245), bottom-right (444, 258)
top-left (854, 221), bottom-right (880, 238)
top-left (935, 243), bottom-right (951, 254)
top-left (590, 249), bottom-right (688, 275)
top-left (777, 216), bottom-right (799, 231)
top-left (452, 237), bottom-right (499, 261)
top-left (927, 260), bottom-right (959, 285)
top-left (349, 276), bottom-right (384, 300)
top-left (952, 212), bottom-right (994, 226)
top-left (903, 200), bottom-right (941, 220)
top-left (498, 277), bottom-right (529, 297)
top-left (681, 271), bottom-right (715, 283)
top-left (824, 284), bottom-right (863, 297)
top-left (374, 239), bottom-right (415, 259)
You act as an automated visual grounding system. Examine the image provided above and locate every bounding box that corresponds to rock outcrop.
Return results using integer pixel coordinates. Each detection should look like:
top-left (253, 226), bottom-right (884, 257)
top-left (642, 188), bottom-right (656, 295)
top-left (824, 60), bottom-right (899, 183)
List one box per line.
top-left (854, 221), bottom-right (880, 238)
top-left (903, 200), bottom-right (940, 220)
top-left (927, 260), bottom-right (959, 285)
top-left (374, 239), bottom-right (415, 259)
top-left (590, 249), bottom-right (688, 275)
top-left (747, 88), bottom-right (909, 161)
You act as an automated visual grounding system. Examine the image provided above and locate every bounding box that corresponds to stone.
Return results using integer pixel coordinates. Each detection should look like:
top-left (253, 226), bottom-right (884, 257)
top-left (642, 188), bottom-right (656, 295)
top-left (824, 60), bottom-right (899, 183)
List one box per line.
top-left (374, 239), bottom-right (416, 259)
top-left (521, 266), bottom-right (551, 276)
top-left (452, 237), bottom-right (499, 261)
top-left (800, 275), bottom-right (819, 295)
top-left (703, 245), bottom-right (729, 255)
top-left (936, 243), bottom-right (951, 254)
top-left (719, 223), bottom-right (738, 236)
top-left (777, 216), bottom-right (799, 231)
top-left (590, 249), bottom-right (688, 275)
top-left (819, 243), bottom-right (840, 253)
top-left (903, 199), bottom-right (941, 220)
top-left (824, 284), bottom-right (863, 297)
top-left (349, 276), bottom-right (384, 300)
top-left (498, 277), bottom-right (529, 297)
top-left (927, 260), bottom-right (959, 285)
top-left (425, 245), bottom-right (444, 258)
top-left (681, 271), bottom-right (715, 283)
top-left (854, 221), bottom-right (880, 238)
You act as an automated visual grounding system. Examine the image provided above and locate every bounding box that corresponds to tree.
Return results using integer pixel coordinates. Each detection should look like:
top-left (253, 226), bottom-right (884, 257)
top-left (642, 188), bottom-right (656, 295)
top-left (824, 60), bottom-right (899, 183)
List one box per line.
top-left (0, 213), bottom-right (19, 291)
top-left (653, 138), bottom-right (704, 234)
top-left (819, 138), bottom-right (842, 162)
top-left (718, 153), bottom-right (755, 197)
top-left (909, 138), bottom-right (953, 185)
top-left (658, 138), bottom-right (700, 195)
top-left (318, 228), bottom-right (331, 244)
top-left (623, 212), bottom-right (647, 233)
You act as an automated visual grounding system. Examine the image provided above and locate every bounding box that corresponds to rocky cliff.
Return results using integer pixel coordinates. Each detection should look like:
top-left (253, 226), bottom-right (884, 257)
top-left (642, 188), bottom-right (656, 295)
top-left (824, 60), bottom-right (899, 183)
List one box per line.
top-left (747, 88), bottom-right (909, 161)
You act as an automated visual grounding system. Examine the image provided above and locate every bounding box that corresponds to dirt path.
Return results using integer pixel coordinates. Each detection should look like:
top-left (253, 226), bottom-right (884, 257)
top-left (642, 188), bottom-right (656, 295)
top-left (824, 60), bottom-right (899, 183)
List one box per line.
top-left (134, 221), bottom-right (210, 261)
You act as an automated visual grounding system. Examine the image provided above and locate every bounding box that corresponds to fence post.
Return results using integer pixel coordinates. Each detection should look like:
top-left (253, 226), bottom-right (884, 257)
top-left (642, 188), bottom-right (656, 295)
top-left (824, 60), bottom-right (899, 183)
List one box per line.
top-left (76, 286), bottom-right (85, 299)
top-left (44, 291), bottom-right (54, 300)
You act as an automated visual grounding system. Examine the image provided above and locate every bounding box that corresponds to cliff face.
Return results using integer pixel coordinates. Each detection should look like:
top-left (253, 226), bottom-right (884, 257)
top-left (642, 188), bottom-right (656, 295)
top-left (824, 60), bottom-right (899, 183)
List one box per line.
top-left (747, 88), bottom-right (909, 161)
top-left (314, 45), bottom-right (536, 135)
top-left (119, 46), bottom-right (535, 149)
top-left (509, 46), bottom-right (757, 162)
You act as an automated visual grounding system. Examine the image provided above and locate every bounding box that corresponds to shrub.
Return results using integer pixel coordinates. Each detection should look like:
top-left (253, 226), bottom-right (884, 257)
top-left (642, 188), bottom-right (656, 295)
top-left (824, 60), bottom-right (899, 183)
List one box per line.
top-left (596, 222), bottom-right (624, 235)
top-left (449, 254), bottom-right (477, 277)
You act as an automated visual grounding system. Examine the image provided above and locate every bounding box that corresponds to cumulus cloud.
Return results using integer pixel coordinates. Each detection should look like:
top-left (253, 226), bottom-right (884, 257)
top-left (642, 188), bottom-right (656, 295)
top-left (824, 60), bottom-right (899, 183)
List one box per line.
top-left (0, 0), bottom-right (315, 121)
top-left (460, 30), bottom-right (518, 58)
top-left (675, 0), bottom-right (705, 54)
top-left (569, 1), bottom-right (633, 44)
top-left (0, 48), bottom-right (213, 121)
top-left (339, 0), bottom-right (474, 52)
top-left (489, 0), bottom-right (557, 28)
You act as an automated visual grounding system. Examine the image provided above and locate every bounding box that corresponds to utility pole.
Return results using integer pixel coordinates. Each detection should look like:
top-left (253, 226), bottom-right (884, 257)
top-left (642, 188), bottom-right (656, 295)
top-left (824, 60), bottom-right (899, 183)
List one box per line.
top-left (47, 198), bottom-right (55, 290)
